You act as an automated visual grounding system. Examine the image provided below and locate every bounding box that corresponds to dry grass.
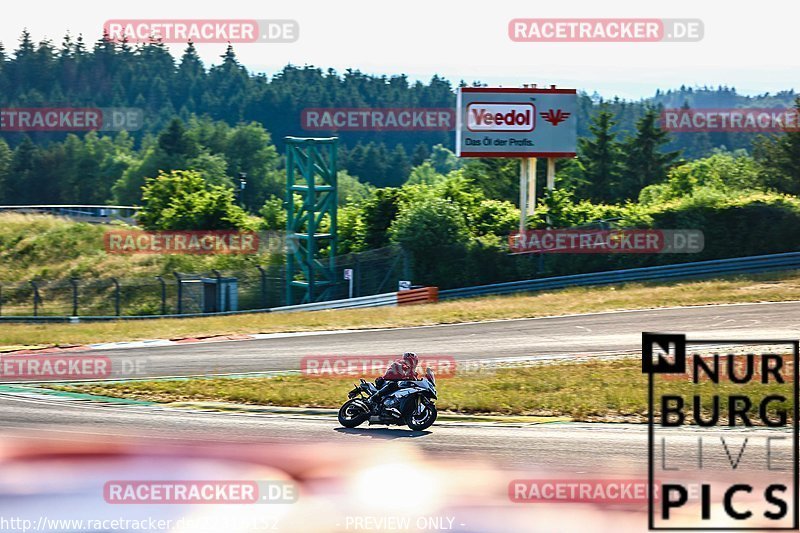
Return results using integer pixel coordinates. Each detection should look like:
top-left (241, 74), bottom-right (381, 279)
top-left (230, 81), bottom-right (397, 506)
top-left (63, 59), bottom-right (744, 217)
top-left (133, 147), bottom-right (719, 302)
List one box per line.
top-left (56, 358), bottom-right (793, 422)
top-left (0, 212), bottom-right (274, 282)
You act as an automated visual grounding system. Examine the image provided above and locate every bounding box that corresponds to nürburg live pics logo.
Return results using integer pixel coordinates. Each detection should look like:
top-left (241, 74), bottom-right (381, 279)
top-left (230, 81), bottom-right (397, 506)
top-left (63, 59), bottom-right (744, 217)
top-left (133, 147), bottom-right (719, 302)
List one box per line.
top-left (643, 332), bottom-right (799, 530)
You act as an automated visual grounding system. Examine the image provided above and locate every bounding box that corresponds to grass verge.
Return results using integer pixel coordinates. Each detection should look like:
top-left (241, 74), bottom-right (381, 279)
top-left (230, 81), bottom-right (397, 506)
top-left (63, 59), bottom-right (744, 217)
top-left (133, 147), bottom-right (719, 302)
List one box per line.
top-left (51, 358), bottom-right (793, 423)
top-left (3, 270), bottom-right (800, 347)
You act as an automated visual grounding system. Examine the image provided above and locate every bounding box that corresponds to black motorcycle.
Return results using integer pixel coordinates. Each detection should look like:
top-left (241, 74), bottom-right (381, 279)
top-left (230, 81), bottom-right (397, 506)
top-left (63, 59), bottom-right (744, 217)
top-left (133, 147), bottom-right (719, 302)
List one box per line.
top-left (338, 368), bottom-right (438, 431)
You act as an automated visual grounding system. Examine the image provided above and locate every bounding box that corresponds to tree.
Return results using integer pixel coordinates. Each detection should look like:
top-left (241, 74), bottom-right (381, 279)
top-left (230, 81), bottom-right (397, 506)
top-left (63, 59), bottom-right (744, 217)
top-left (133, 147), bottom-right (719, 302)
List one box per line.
top-left (359, 143), bottom-right (391, 186)
top-left (389, 196), bottom-right (471, 285)
top-left (428, 144), bottom-right (459, 174)
top-left (176, 42), bottom-right (205, 110)
top-left (5, 136), bottom-right (38, 204)
top-left (619, 107), bottom-right (680, 199)
top-left (411, 143), bottom-right (430, 166)
top-left (390, 196), bottom-right (470, 250)
top-left (360, 188), bottom-right (402, 248)
top-left (386, 144), bottom-right (411, 186)
top-left (639, 150), bottom-right (762, 204)
top-left (137, 170), bottom-right (249, 230)
top-left (460, 158), bottom-right (518, 203)
top-left (337, 170), bottom-right (374, 204)
top-left (259, 196), bottom-right (286, 230)
top-left (406, 162), bottom-right (446, 186)
top-left (112, 118), bottom-right (205, 204)
top-left (754, 98), bottom-right (800, 196)
top-left (223, 122), bottom-right (280, 210)
top-left (576, 106), bottom-right (624, 203)
top-left (0, 139), bottom-right (12, 202)
top-left (158, 118), bottom-right (200, 162)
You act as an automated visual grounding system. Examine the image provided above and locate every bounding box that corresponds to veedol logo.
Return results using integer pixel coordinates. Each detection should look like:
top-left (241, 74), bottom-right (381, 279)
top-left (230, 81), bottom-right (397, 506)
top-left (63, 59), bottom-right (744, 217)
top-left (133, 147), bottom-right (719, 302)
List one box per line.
top-left (466, 103), bottom-right (535, 132)
top-left (540, 108), bottom-right (571, 126)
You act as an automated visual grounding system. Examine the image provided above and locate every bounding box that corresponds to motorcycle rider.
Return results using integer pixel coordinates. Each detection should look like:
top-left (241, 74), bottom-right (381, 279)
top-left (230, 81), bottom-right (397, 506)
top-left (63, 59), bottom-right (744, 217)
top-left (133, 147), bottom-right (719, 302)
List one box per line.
top-left (368, 352), bottom-right (420, 412)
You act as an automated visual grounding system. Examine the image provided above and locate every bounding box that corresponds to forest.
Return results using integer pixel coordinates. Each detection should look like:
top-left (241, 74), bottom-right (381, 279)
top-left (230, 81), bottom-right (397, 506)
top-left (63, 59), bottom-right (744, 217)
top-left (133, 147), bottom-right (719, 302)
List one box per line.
top-left (2, 31), bottom-right (800, 288)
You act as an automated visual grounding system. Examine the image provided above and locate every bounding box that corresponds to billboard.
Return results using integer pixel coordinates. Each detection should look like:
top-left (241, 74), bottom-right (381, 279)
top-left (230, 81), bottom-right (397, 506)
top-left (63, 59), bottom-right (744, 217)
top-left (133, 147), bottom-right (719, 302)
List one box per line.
top-left (456, 87), bottom-right (577, 158)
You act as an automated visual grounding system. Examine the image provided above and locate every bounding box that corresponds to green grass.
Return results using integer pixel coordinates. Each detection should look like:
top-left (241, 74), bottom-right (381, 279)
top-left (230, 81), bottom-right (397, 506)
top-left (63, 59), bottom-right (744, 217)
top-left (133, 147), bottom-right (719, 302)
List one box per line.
top-left (3, 270), bottom-right (800, 346)
top-left (54, 358), bottom-right (794, 423)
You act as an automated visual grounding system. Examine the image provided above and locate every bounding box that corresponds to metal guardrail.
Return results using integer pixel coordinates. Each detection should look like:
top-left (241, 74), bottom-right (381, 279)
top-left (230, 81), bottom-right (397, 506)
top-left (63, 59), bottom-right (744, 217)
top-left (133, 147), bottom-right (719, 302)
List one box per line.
top-left (271, 292), bottom-right (397, 312)
top-left (439, 252), bottom-right (800, 300)
top-left (0, 205), bottom-right (140, 224)
top-left (1, 252), bottom-right (800, 322)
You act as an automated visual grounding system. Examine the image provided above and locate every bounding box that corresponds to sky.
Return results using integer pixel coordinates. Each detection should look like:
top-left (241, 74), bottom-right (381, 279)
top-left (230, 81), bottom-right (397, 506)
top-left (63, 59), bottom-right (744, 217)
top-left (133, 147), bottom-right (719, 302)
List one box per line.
top-left (2, 0), bottom-right (797, 100)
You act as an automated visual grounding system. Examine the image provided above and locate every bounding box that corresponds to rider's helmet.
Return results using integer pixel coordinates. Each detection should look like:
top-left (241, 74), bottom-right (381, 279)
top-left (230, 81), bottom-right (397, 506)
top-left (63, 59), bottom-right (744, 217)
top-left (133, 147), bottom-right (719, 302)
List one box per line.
top-left (402, 351), bottom-right (419, 370)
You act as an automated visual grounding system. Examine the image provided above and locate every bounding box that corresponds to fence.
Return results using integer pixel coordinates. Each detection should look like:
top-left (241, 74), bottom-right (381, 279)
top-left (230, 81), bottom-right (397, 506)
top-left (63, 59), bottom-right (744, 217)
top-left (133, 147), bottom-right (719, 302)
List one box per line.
top-left (2, 251), bottom-right (799, 321)
top-left (0, 246), bottom-right (408, 318)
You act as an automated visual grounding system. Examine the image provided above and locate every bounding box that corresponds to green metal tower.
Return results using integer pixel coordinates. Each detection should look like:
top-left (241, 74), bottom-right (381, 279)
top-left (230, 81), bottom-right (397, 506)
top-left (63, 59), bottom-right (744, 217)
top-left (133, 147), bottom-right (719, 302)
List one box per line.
top-left (285, 137), bottom-right (338, 305)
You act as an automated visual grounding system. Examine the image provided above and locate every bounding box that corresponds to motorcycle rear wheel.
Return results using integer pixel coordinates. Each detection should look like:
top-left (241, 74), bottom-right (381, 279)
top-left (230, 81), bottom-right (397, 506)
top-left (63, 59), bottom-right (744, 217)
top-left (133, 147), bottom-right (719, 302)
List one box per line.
top-left (338, 399), bottom-right (369, 428)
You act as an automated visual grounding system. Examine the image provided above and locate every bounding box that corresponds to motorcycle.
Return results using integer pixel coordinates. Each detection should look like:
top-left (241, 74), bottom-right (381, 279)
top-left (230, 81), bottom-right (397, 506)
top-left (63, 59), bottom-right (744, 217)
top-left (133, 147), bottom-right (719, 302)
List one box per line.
top-left (338, 367), bottom-right (438, 431)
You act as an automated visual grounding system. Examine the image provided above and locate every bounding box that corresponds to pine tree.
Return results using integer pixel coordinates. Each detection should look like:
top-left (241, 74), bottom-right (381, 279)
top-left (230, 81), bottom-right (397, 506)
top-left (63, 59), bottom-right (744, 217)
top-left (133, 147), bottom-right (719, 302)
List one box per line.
top-left (754, 97), bottom-right (800, 195)
top-left (620, 107), bottom-right (681, 199)
top-left (577, 106), bottom-right (624, 203)
top-left (157, 118), bottom-right (199, 161)
top-left (176, 42), bottom-right (205, 110)
top-left (387, 144), bottom-right (411, 186)
top-left (411, 143), bottom-right (430, 166)
top-left (6, 136), bottom-right (38, 204)
top-left (0, 138), bottom-right (12, 203)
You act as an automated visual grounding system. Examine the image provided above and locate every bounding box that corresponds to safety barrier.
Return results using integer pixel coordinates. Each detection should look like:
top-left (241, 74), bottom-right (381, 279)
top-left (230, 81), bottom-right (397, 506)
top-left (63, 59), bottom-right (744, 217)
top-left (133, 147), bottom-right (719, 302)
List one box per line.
top-left (439, 252), bottom-right (800, 301)
top-left (398, 287), bottom-right (439, 306)
top-left (271, 292), bottom-right (398, 312)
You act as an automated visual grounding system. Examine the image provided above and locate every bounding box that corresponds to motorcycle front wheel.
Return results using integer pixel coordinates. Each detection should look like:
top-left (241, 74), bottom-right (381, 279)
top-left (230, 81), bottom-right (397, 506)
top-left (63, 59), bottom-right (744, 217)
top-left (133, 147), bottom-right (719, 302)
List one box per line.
top-left (406, 401), bottom-right (437, 431)
top-left (338, 399), bottom-right (369, 428)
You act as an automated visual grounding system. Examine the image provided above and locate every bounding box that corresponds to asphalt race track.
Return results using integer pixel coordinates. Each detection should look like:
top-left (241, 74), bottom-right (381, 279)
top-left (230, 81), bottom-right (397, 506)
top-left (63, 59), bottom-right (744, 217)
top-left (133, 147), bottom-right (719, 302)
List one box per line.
top-left (2, 301), bottom-right (799, 472)
top-left (0, 390), bottom-right (791, 473)
top-left (5, 300), bottom-right (800, 382)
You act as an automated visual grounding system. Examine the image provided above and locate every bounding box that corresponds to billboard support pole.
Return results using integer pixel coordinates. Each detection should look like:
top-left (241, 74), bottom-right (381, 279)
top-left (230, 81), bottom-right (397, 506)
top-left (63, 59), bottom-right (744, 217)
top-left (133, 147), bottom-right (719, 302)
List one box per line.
top-left (546, 157), bottom-right (556, 190)
top-left (546, 157), bottom-right (556, 227)
top-left (519, 158), bottom-right (528, 233)
top-left (519, 157), bottom-right (537, 233)
top-left (527, 157), bottom-right (537, 226)
top-left (519, 157), bottom-right (536, 233)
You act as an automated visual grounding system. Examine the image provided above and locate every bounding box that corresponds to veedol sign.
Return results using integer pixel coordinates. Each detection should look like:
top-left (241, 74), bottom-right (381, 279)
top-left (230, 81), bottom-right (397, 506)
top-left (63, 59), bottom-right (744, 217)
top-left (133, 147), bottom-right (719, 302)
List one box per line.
top-left (456, 87), bottom-right (577, 157)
